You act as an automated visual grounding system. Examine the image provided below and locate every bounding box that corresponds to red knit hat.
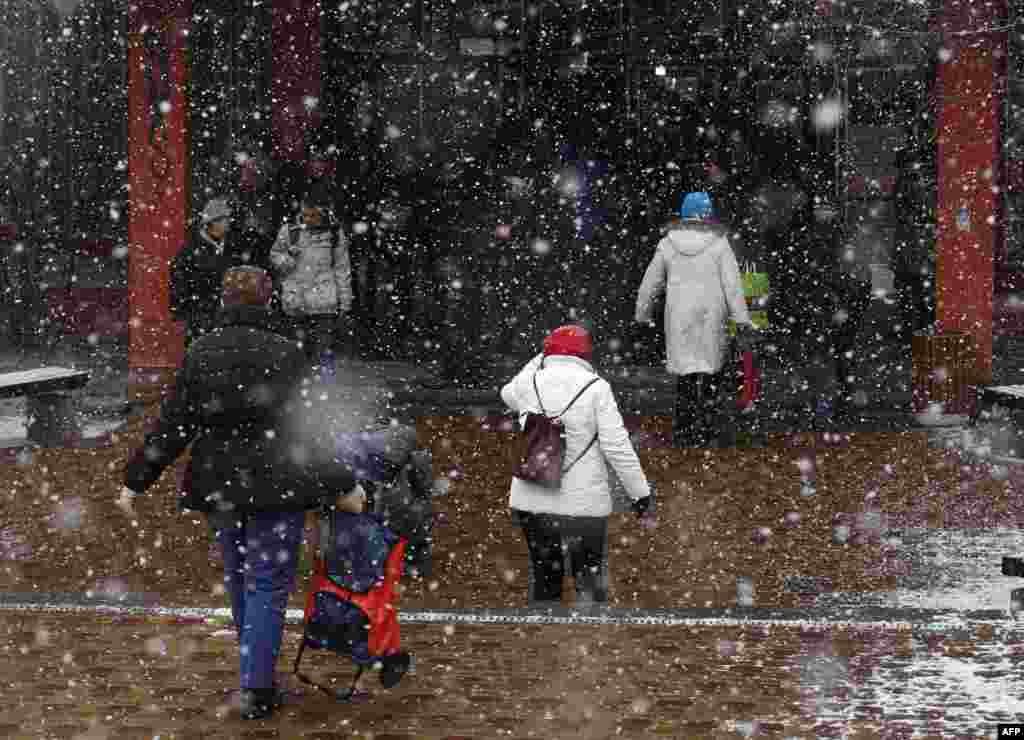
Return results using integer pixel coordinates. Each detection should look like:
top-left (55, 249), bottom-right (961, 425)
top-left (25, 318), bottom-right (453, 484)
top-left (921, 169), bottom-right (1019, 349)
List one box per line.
top-left (543, 324), bottom-right (593, 361)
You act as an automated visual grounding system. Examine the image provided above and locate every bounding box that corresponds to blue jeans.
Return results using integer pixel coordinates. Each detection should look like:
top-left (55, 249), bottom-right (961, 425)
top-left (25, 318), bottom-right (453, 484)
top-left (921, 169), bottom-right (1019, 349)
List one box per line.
top-left (214, 510), bottom-right (305, 690)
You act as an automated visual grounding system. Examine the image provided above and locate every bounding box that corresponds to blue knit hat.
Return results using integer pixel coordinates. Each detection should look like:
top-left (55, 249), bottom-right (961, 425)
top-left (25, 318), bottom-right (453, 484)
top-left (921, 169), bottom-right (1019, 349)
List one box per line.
top-left (680, 192), bottom-right (714, 221)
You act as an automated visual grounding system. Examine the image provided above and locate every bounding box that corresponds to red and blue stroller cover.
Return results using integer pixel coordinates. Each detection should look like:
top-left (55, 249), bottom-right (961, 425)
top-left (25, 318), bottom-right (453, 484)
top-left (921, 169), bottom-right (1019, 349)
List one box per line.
top-left (293, 506), bottom-right (411, 700)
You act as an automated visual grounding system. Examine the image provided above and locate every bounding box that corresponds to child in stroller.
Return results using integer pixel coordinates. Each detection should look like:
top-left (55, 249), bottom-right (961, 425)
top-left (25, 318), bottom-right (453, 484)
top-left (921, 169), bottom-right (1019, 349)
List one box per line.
top-left (333, 423), bottom-right (434, 578)
top-left (295, 477), bottom-right (412, 703)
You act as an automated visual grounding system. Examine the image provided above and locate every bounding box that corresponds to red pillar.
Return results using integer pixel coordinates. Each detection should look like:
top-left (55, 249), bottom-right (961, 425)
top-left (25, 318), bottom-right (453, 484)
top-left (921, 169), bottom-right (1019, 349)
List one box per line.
top-left (127, 0), bottom-right (190, 397)
top-left (271, 0), bottom-right (322, 166)
top-left (934, 0), bottom-right (1007, 387)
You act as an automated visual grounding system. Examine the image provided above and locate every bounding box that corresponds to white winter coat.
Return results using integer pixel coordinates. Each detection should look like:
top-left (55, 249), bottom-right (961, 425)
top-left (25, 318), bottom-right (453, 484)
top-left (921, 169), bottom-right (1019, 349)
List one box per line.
top-left (634, 224), bottom-right (751, 376)
top-left (500, 354), bottom-right (650, 518)
top-left (269, 223), bottom-right (353, 317)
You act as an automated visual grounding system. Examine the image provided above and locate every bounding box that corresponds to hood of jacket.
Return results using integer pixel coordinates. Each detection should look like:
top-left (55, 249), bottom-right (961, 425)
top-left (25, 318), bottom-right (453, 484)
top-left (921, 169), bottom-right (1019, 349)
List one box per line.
top-left (663, 222), bottom-right (721, 257)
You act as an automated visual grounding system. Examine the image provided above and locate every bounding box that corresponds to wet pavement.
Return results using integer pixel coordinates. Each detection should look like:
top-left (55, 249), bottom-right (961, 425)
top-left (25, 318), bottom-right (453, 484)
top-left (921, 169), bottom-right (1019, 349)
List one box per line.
top-left (2, 421), bottom-right (1024, 738)
top-left (1, 610), bottom-right (1022, 739)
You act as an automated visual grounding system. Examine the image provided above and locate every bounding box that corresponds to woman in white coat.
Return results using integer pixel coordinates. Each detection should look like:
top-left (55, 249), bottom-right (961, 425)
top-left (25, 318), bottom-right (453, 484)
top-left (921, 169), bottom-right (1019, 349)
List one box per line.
top-left (501, 324), bottom-right (653, 606)
top-left (635, 191), bottom-right (755, 447)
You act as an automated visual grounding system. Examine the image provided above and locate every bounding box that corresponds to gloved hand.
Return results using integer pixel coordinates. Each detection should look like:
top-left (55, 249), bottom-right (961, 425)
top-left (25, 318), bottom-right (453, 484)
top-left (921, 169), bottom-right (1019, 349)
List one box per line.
top-left (116, 486), bottom-right (138, 516)
top-left (631, 485), bottom-right (656, 523)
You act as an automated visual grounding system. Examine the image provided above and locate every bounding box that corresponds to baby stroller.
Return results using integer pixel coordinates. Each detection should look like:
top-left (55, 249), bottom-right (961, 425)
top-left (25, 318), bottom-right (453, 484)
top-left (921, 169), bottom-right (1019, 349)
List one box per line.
top-left (292, 498), bottom-right (413, 701)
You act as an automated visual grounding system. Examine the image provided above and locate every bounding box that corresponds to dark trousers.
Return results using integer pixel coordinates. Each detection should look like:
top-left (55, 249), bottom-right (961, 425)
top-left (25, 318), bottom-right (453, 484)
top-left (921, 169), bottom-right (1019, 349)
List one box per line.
top-left (513, 509), bottom-right (608, 605)
top-left (674, 371), bottom-right (726, 448)
top-left (831, 279), bottom-right (872, 409)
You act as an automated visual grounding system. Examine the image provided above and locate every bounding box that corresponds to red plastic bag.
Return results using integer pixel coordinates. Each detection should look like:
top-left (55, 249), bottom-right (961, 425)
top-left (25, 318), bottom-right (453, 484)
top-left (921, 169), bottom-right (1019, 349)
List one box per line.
top-left (738, 351), bottom-right (761, 410)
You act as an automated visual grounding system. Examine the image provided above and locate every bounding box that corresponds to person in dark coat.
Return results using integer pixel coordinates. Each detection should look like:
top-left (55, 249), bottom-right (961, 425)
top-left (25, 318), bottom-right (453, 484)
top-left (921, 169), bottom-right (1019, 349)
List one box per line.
top-left (169, 197), bottom-right (235, 348)
top-left (760, 187), bottom-right (872, 423)
top-left (121, 265), bottom-right (356, 720)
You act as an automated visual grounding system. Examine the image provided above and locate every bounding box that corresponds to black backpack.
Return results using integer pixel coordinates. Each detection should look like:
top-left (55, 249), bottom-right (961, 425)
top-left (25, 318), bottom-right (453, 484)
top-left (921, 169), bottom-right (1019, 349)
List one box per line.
top-left (513, 370), bottom-right (599, 489)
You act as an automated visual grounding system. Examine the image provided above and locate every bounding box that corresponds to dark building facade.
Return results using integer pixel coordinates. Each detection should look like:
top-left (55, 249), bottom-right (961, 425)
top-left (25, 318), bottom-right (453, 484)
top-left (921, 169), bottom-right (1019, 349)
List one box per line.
top-left (13, 0), bottom-right (1016, 363)
top-left (0, 0), bottom-right (61, 235)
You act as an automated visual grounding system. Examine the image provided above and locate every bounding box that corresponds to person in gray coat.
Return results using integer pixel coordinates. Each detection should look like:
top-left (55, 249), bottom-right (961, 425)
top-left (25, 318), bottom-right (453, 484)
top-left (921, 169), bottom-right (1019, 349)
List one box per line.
top-left (269, 179), bottom-right (353, 372)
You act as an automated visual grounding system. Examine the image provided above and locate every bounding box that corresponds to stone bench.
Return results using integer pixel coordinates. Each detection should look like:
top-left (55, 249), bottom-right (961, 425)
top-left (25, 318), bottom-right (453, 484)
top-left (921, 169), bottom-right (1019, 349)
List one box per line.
top-left (0, 367), bottom-right (90, 447)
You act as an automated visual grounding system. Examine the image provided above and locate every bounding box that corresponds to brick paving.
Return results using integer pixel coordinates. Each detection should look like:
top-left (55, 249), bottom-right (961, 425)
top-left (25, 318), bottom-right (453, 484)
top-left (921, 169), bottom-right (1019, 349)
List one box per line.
top-left (4, 393), bottom-right (1024, 738)
top-left (2, 610), bottom-right (1019, 739)
top-left (0, 413), bottom-right (969, 611)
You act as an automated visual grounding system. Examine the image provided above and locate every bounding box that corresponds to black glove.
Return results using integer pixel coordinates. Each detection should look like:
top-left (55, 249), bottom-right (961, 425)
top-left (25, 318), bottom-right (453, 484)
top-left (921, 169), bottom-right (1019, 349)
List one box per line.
top-left (631, 490), bottom-right (655, 520)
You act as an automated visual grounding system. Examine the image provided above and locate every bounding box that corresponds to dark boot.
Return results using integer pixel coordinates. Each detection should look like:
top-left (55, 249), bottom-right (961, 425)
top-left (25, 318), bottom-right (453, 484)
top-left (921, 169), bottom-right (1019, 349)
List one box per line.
top-left (240, 688), bottom-right (279, 720)
top-left (379, 652), bottom-right (412, 689)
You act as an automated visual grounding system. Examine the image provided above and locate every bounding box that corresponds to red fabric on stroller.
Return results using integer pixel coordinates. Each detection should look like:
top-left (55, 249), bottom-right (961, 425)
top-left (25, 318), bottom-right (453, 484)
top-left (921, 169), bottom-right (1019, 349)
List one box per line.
top-left (302, 538), bottom-right (407, 658)
top-left (293, 532), bottom-right (410, 700)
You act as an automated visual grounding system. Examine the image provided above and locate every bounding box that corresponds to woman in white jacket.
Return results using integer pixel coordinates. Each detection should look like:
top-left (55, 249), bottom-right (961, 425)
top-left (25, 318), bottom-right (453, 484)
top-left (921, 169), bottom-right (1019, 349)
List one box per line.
top-left (635, 191), bottom-right (755, 447)
top-left (501, 324), bottom-right (653, 606)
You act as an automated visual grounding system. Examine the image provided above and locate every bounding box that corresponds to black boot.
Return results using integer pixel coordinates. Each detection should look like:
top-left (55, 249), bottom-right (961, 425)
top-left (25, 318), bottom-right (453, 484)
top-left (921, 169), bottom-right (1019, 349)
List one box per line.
top-left (240, 688), bottom-right (279, 720)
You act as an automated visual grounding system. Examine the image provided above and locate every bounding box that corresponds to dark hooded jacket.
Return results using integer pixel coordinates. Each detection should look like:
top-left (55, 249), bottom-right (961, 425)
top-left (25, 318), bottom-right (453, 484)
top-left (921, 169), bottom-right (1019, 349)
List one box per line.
top-left (169, 228), bottom-right (252, 340)
top-left (124, 304), bottom-right (353, 513)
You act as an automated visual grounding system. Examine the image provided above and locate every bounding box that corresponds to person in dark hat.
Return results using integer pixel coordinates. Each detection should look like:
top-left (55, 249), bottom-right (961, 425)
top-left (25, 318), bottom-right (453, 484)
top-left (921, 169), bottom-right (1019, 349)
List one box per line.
top-left (121, 265), bottom-right (357, 720)
top-left (170, 196), bottom-right (236, 348)
top-left (269, 179), bottom-right (353, 374)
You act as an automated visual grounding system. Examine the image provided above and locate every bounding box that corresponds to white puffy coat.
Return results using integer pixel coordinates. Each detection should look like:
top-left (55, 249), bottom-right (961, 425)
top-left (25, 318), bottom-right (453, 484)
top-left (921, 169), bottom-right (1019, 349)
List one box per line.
top-left (500, 354), bottom-right (650, 518)
top-left (635, 224), bottom-right (751, 376)
top-left (269, 223), bottom-right (353, 317)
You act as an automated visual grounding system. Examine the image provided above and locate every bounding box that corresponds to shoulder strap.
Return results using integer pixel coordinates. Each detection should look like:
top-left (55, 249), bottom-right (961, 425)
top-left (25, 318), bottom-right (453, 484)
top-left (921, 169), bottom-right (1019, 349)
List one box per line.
top-left (563, 432), bottom-right (598, 475)
top-left (532, 370), bottom-right (601, 420)
top-left (555, 377), bottom-right (600, 419)
top-left (531, 371), bottom-right (547, 416)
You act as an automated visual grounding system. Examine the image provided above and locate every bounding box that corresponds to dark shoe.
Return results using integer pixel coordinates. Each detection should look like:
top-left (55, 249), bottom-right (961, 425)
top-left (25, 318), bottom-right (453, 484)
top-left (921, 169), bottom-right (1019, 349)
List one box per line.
top-left (336, 687), bottom-right (372, 703)
top-left (240, 688), bottom-right (278, 720)
top-left (379, 652), bottom-right (412, 689)
top-left (227, 684), bottom-right (286, 706)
